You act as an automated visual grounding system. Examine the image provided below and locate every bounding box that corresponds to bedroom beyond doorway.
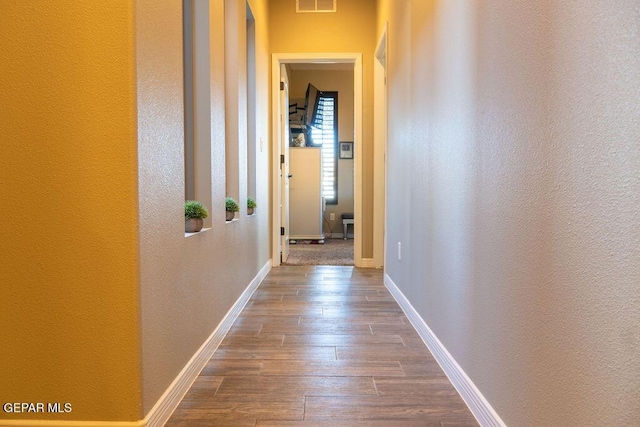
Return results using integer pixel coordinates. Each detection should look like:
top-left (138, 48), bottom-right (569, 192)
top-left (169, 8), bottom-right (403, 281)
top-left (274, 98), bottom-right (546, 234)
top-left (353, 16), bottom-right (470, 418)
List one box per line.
top-left (285, 238), bottom-right (354, 266)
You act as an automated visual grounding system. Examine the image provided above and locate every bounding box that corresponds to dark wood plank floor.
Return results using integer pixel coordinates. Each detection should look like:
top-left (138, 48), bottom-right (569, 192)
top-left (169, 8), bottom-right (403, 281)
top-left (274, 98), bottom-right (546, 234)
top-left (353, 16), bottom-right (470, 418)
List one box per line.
top-left (167, 265), bottom-right (479, 426)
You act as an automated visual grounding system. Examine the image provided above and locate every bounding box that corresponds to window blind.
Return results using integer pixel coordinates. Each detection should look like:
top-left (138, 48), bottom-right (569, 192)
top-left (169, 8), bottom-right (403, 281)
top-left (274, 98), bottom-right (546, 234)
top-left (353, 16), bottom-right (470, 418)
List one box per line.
top-left (310, 93), bottom-right (338, 204)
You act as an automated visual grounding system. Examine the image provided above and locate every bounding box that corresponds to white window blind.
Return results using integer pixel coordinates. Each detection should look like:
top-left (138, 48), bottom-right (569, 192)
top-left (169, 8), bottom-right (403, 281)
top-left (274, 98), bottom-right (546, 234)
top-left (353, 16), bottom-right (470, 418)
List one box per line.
top-left (310, 94), bottom-right (337, 204)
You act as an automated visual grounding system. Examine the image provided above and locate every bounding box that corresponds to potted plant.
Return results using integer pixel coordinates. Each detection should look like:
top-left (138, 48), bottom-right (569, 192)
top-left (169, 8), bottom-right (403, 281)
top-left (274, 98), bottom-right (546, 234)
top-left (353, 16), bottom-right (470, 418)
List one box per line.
top-left (225, 197), bottom-right (239, 221)
top-left (184, 200), bottom-right (208, 232)
top-left (247, 197), bottom-right (257, 215)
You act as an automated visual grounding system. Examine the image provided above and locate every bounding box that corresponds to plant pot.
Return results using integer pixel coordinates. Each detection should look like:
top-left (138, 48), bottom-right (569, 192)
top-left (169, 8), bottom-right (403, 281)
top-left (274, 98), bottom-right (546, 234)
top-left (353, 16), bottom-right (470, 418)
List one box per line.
top-left (185, 218), bottom-right (203, 233)
top-left (226, 211), bottom-right (235, 221)
top-left (247, 207), bottom-right (254, 215)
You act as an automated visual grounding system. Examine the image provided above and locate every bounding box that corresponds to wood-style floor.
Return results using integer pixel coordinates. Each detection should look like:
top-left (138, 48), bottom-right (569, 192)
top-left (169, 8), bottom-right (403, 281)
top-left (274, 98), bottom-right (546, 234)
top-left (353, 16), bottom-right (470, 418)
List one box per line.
top-left (167, 265), bottom-right (479, 426)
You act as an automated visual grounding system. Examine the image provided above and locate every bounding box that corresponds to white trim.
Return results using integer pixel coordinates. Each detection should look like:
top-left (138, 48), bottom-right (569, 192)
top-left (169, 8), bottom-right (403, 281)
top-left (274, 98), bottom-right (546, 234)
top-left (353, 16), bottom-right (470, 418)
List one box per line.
top-left (353, 55), bottom-right (363, 268)
top-left (3, 262), bottom-right (272, 427)
top-left (0, 422), bottom-right (144, 427)
top-left (184, 227), bottom-right (212, 237)
top-left (361, 258), bottom-right (374, 268)
top-left (271, 53), bottom-right (363, 268)
top-left (290, 234), bottom-right (325, 241)
top-left (146, 260), bottom-right (271, 426)
top-left (373, 23), bottom-right (388, 269)
top-left (383, 274), bottom-right (507, 427)
top-left (271, 57), bottom-right (282, 267)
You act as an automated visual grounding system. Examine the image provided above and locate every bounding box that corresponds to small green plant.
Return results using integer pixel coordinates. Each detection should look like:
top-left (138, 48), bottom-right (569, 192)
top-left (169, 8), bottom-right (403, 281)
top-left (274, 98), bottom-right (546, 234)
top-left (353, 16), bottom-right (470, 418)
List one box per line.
top-left (184, 200), bottom-right (208, 219)
top-left (247, 197), bottom-right (257, 209)
top-left (225, 197), bottom-right (240, 212)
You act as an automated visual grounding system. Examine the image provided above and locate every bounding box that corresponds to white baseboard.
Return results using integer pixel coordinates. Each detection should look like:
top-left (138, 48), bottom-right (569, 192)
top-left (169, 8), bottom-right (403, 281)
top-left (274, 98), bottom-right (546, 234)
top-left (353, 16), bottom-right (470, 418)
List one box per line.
top-left (360, 258), bottom-right (374, 268)
top-left (146, 260), bottom-right (271, 426)
top-left (383, 274), bottom-right (506, 427)
top-left (0, 422), bottom-right (144, 427)
top-left (0, 262), bottom-right (271, 427)
top-left (289, 234), bottom-right (325, 240)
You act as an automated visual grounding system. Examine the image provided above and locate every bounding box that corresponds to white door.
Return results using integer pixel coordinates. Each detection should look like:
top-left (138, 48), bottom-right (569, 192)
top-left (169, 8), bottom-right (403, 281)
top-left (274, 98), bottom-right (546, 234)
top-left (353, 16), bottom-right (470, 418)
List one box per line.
top-left (280, 64), bottom-right (291, 263)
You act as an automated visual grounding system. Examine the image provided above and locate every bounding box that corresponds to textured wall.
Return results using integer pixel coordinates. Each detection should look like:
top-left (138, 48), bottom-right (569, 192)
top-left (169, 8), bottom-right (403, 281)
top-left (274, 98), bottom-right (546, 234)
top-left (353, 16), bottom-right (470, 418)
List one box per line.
top-left (269, 0), bottom-right (377, 257)
top-left (289, 69), bottom-right (355, 236)
top-left (136, 0), bottom-right (272, 415)
top-left (379, 0), bottom-right (640, 425)
top-left (0, 1), bottom-right (141, 421)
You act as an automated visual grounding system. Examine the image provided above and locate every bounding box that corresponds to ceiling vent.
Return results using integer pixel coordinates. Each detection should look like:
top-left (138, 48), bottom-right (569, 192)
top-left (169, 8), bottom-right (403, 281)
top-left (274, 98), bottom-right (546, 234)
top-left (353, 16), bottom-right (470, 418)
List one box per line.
top-left (296, 0), bottom-right (337, 13)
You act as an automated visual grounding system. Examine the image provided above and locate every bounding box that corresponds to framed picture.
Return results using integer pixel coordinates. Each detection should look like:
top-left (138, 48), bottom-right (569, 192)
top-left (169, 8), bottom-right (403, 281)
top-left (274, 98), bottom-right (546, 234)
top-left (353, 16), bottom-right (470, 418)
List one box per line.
top-left (339, 141), bottom-right (353, 159)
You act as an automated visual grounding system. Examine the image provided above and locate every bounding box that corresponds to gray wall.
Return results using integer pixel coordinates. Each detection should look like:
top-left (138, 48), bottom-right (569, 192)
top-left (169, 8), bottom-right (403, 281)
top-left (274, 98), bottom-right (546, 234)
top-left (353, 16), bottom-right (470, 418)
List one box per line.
top-left (136, 0), bottom-right (271, 414)
top-left (381, 1), bottom-right (640, 425)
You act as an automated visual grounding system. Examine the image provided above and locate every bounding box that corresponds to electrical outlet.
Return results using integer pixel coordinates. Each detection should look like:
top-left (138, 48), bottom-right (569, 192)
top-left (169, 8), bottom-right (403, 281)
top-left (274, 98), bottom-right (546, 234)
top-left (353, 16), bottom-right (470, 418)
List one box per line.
top-left (398, 242), bottom-right (402, 261)
top-left (259, 137), bottom-right (264, 152)
top-left (330, 213), bottom-right (335, 221)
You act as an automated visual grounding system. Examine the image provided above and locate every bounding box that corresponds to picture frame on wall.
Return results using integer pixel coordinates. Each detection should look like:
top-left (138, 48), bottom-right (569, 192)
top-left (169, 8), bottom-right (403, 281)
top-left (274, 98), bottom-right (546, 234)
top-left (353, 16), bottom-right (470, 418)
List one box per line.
top-left (339, 141), bottom-right (353, 159)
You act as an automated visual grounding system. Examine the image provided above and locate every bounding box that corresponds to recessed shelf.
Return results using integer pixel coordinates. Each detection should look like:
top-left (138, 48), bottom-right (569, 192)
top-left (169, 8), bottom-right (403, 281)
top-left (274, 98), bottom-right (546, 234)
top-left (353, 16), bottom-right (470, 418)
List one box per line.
top-left (185, 227), bottom-right (212, 238)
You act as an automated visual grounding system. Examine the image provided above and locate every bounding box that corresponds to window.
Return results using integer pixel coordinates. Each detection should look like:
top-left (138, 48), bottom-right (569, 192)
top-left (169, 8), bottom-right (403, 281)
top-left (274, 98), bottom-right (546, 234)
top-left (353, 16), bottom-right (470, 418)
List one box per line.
top-left (224, 0), bottom-right (240, 214)
top-left (310, 92), bottom-right (338, 204)
top-left (183, 0), bottom-right (195, 200)
top-left (246, 3), bottom-right (256, 205)
top-left (183, 0), bottom-right (213, 233)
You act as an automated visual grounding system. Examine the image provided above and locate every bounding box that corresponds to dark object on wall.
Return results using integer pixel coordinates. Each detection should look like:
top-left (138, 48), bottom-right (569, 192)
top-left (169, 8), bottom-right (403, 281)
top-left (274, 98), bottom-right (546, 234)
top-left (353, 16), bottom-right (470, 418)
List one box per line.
top-left (339, 141), bottom-right (353, 159)
top-left (304, 83), bottom-right (322, 131)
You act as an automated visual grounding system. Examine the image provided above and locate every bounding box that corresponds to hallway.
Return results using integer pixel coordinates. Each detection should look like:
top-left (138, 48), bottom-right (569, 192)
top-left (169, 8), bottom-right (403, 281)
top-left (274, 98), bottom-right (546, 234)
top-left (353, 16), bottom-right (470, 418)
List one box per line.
top-left (167, 266), bottom-right (478, 425)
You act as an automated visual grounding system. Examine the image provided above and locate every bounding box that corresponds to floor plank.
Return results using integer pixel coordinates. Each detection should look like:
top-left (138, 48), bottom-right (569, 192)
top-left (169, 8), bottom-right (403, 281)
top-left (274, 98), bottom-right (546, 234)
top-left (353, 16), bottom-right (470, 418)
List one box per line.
top-left (305, 396), bottom-right (477, 423)
top-left (215, 375), bottom-right (377, 397)
top-left (167, 265), bottom-right (478, 426)
top-left (260, 360), bottom-right (405, 377)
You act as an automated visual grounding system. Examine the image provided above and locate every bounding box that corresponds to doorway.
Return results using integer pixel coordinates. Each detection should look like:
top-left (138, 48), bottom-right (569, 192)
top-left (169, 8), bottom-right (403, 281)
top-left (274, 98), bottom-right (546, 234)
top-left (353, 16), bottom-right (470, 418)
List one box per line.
top-left (271, 53), bottom-right (363, 267)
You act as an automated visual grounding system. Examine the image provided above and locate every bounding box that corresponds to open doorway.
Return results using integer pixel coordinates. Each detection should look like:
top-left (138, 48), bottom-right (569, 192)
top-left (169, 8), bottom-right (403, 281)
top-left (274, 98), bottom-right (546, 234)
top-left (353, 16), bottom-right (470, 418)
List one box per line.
top-left (271, 53), bottom-right (363, 267)
top-left (285, 63), bottom-right (355, 266)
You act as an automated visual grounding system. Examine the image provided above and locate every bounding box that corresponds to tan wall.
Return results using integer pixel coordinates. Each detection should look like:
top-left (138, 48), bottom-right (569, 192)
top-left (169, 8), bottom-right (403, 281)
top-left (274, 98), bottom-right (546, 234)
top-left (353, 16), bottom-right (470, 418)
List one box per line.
top-left (289, 69), bottom-right (355, 236)
top-left (0, 0), bottom-right (272, 422)
top-left (0, 1), bottom-right (141, 421)
top-left (137, 0), bottom-right (272, 415)
top-left (379, 0), bottom-right (640, 425)
top-left (269, 0), bottom-right (377, 256)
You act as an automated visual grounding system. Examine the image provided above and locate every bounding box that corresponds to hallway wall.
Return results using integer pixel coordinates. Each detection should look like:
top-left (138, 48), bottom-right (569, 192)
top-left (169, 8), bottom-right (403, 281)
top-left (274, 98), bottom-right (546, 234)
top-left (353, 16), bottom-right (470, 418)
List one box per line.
top-left (0, 2), bottom-right (141, 421)
top-left (136, 0), bottom-right (271, 416)
top-left (1, 0), bottom-right (271, 422)
top-left (378, 0), bottom-right (640, 425)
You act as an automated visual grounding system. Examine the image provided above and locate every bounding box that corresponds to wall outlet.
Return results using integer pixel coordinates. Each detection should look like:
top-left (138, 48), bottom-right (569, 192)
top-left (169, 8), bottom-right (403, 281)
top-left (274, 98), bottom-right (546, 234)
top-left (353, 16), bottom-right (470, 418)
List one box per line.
top-left (259, 137), bottom-right (264, 152)
top-left (398, 242), bottom-right (402, 261)
top-left (330, 213), bottom-right (335, 221)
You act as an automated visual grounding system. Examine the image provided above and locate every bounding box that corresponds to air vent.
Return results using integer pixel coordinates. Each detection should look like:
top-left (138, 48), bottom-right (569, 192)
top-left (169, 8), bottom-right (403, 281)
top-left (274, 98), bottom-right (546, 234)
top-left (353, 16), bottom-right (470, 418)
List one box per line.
top-left (296, 0), bottom-right (337, 13)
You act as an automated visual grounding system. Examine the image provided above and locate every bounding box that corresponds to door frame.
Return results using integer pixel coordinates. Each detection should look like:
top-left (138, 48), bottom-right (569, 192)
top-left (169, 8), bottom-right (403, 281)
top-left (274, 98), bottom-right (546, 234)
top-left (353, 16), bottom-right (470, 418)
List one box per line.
top-left (279, 63), bottom-right (291, 264)
top-left (271, 52), bottom-right (363, 267)
top-left (373, 25), bottom-right (388, 269)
